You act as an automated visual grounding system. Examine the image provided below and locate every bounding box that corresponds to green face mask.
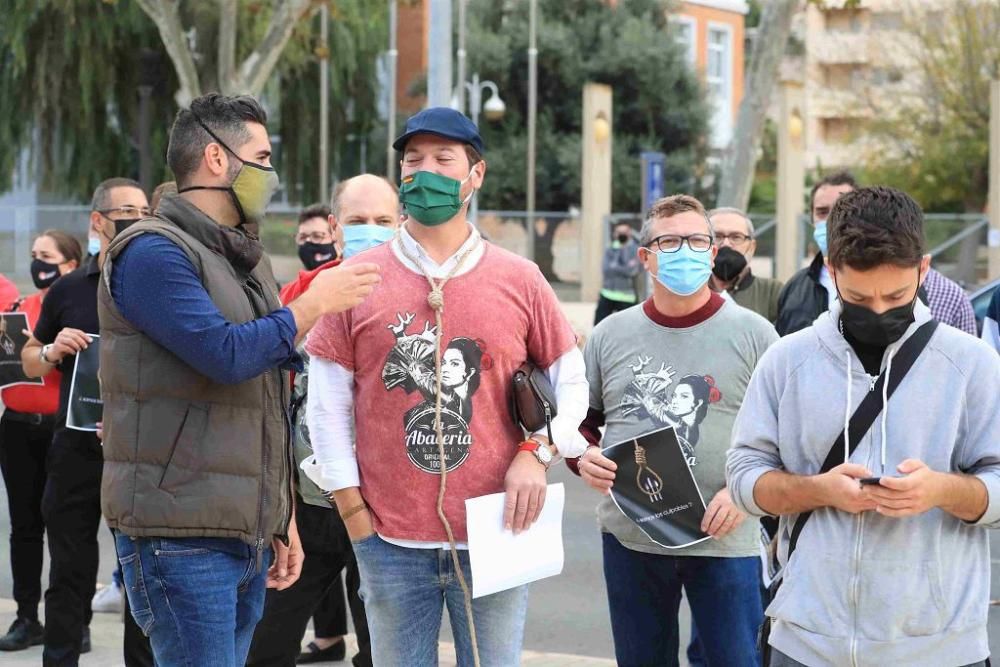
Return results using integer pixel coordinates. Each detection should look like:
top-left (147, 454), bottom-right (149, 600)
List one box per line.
top-left (399, 168), bottom-right (476, 226)
top-left (180, 114), bottom-right (280, 229)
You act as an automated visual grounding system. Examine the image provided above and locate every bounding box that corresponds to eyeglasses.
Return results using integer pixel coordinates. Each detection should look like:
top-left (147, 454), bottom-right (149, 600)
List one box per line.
top-left (714, 232), bottom-right (752, 246)
top-left (646, 233), bottom-right (714, 254)
top-left (296, 231), bottom-right (333, 244)
top-left (98, 205), bottom-right (152, 219)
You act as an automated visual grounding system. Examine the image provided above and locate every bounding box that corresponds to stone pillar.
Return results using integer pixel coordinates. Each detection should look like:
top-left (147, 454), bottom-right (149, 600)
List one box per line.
top-left (776, 79), bottom-right (805, 283)
top-left (581, 83), bottom-right (613, 302)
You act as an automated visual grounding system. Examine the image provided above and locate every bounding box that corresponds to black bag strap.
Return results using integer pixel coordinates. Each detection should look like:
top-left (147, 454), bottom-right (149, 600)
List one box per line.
top-left (786, 319), bottom-right (939, 557)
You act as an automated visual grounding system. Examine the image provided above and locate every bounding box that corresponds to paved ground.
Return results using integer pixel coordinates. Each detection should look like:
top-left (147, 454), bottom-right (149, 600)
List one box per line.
top-left (0, 466), bottom-right (636, 666)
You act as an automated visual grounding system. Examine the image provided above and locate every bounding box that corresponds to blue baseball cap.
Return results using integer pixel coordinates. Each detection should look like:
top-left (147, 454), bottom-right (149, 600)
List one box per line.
top-left (392, 107), bottom-right (484, 155)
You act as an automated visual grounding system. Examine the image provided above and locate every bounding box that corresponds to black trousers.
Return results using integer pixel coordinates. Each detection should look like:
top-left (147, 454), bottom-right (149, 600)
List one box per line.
top-left (311, 574), bottom-right (346, 638)
top-left (40, 427), bottom-right (102, 667)
top-left (594, 294), bottom-right (636, 325)
top-left (246, 500), bottom-right (372, 667)
top-left (0, 412), bottom-right (54, 622)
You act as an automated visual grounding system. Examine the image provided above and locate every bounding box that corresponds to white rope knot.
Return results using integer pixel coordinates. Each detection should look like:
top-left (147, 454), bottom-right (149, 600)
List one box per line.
top-left (428, 287), bottom-right (445, 312)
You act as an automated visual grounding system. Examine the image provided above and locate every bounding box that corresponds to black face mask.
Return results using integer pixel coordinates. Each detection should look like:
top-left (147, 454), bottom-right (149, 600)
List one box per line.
top-left (616, 233), bottom-right (630, 244)
top-left (114, 218), bottom-right (141, 237)
top-left (712, 246), bottom-right (748, 282)
top-left (298, 242), bottom-right (336, 271)
top-left (837, 270), bottom-right (919, 347)
top-left (30, 259), bottom-right (61, 290)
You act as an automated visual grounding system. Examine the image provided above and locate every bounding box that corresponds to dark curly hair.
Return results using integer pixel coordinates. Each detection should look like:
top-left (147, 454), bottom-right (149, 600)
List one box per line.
top-left (827, 186), bottom-right (925, 271)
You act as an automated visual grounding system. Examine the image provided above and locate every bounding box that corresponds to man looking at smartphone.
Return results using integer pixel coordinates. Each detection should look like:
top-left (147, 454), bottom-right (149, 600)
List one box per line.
top-left (728, 187), bottom-right (1000, 667)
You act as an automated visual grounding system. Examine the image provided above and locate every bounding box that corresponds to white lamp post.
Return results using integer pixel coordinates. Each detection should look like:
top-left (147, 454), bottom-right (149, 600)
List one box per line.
top-left (452, 73), bottom-right (505, 224)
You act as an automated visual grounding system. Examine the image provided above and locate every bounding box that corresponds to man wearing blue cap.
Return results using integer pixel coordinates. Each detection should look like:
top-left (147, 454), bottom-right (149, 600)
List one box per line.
top-left (303, 107), bottom-right (591, 664)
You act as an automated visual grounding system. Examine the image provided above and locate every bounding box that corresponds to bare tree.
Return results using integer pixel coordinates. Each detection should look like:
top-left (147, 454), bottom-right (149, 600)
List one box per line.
top-left (135, 0), bottom-right (316, 107)
top-left (716, 0), bottom-right (864, 210)
top-left (715, 0), bottom-right (799, 210)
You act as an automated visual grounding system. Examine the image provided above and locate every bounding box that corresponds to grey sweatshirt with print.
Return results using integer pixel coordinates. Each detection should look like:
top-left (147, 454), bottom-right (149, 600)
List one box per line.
top-left (727, 299), bottom-right (1000, 667)
top-left (586, 298), bottom-right (778, 558)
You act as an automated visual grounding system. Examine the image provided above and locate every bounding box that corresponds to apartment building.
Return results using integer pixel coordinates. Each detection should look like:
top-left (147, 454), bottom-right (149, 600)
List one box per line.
top-left (799, 0), bottom-right (932, 170)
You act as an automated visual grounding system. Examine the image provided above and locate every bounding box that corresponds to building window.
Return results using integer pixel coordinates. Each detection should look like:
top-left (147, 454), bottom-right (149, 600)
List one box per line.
top-left (707, 23), bottom-right (733, 147)
top-left (821, 118), bottom-right (861, 144)
top-left (671, 15), bottom-right (697, 68)
top-left (825, 8), bottom-right (867, 33)
top-left (870, 67), bottom-right (904, 85)
top-left (871, 11), bottom-right (903, 30)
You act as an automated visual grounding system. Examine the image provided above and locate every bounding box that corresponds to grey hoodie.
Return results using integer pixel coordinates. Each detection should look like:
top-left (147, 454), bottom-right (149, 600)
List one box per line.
top-left (727, 299), bottom-right (1000, 667)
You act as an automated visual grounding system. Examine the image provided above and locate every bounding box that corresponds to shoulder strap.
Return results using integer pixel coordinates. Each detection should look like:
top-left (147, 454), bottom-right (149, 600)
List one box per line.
top-left (787, 319), bottom-right (939, 556)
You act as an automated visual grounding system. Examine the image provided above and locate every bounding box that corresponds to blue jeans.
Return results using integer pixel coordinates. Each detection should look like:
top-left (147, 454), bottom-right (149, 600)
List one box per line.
top-left (114, 531), bottom-right (272, 667)
top-left (352, 534), bottom-right (529, 666)
top-left (602, 533), bottom-right (762, 667)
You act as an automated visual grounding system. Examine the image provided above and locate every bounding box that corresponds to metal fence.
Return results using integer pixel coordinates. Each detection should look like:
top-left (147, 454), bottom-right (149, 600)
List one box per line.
top-left (0, 205), bottom-right (991, 297)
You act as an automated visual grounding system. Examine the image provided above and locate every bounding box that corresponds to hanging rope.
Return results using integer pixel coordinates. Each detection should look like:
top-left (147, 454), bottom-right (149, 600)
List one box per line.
top-left (394, 226), bottom-right (483, 667)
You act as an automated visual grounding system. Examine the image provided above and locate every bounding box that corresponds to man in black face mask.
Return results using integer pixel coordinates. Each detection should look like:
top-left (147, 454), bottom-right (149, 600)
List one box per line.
top-left (729, 187), bottom-right (1000, 667)
top-left (295, 203), bottom-right (337, 271)
top-left (708, 207), bottom-right (783, 323)
top-left (19, 178), bottom-right (148, 665)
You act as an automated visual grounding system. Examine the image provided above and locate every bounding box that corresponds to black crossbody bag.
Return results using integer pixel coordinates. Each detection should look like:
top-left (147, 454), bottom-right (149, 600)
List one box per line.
top-left (759, 320), bottom-right (938, 665)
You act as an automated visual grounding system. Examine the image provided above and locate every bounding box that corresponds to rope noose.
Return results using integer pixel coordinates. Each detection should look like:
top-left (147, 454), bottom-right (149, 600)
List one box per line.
top-left (395, 228), bottom-right (483, 667)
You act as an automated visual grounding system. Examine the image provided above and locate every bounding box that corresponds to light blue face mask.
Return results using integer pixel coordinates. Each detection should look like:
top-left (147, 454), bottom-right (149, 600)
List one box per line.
top-left (651, 245), bottom-right (713, 297)
top-left (342, 224), bottom-right (395, 259)
top-left (813, 220), bottom-right (828, 257)
top-left (87, 236), bottom-right (101, 256)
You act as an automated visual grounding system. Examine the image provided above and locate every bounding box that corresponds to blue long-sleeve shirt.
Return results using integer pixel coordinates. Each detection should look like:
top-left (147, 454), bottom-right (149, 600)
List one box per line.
top-left (110, 233), bottom-right (302, 385)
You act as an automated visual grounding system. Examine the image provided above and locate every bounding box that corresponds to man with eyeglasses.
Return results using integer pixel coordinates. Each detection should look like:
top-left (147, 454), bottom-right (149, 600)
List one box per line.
top-left (20, 177), bottom-right (149, 665)
top-left (708, 207), bottom-right (783, 324)
top-left (571, 194), bottom-right (778, 666)
top-left (295, 204), bottom-right (337, 271)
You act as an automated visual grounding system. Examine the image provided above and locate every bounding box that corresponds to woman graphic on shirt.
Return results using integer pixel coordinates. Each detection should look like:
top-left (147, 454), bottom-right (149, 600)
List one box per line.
top-left (666, 374), bottom-right (720, 460)
top-left (422, 337), bottom-right (483, 423)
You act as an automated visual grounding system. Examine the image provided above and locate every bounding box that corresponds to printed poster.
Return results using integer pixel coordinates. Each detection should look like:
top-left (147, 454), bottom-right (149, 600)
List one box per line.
top-left (0, 312), bottom-right (43, 390)
top-left (604, 426), bottom-right (710, 549)
top-left (66, 334), bottom-right (102, 432)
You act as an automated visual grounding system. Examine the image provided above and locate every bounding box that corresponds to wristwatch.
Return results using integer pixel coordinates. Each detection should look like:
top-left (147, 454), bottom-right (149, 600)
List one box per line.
top-left (39, 344), bottom-right (55, 364)
top-left (518, 439), bottom-right (553, 469)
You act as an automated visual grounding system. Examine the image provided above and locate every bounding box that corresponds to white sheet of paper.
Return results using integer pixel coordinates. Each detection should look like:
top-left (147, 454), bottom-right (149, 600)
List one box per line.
top-left (466, 483), bottom-right (565, 599)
